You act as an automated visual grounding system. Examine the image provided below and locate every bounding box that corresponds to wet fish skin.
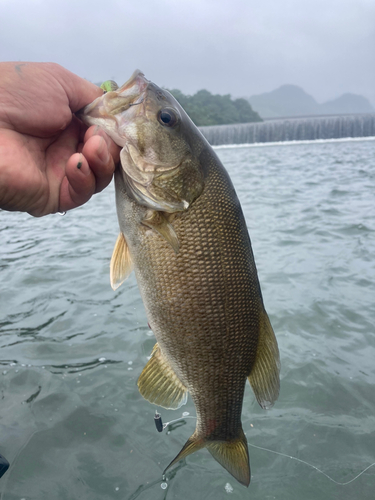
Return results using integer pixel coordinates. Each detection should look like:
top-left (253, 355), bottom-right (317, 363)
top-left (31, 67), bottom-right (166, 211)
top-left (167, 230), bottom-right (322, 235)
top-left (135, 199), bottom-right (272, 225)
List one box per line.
top-left (79, 71), bottom-right (280, 486)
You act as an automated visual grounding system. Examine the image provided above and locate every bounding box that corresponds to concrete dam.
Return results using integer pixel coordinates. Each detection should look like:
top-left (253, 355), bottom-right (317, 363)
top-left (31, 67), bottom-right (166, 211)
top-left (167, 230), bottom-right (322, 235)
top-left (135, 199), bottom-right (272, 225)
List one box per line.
top-left (199, 114), bottom-right (375, 146)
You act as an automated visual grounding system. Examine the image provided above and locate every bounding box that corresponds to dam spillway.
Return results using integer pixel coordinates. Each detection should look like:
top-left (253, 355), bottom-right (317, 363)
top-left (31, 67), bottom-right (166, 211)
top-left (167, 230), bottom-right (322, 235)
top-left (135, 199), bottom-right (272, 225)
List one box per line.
top-left (198, 114), bottom-right (375, 146)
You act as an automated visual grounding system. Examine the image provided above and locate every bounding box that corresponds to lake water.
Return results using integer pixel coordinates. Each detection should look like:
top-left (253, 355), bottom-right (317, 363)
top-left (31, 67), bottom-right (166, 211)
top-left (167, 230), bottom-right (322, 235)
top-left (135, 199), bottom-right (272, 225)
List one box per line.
top-left (0, 138), bottom-right (374, 500)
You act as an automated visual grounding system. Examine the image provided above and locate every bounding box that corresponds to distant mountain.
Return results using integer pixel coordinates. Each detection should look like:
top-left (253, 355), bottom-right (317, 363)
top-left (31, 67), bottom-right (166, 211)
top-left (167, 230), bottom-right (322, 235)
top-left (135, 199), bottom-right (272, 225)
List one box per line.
top-left (248, 85), bottom-right (318, 118)
top-left (320, 93), bottom-right (375, 115)
top-left (248, 85), bottom-right (374, 118)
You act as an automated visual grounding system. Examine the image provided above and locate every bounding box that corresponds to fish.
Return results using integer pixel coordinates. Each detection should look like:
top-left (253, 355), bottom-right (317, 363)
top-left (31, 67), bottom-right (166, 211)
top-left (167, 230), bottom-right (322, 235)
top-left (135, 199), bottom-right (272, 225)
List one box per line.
top-left (78, 71), bottom-right (280, 486)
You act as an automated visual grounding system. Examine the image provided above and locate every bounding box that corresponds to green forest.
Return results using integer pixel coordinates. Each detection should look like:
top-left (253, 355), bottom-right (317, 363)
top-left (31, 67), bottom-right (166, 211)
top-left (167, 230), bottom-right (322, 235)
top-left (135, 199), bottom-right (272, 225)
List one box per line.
top-left (167, 89), bottom-right (262, 126)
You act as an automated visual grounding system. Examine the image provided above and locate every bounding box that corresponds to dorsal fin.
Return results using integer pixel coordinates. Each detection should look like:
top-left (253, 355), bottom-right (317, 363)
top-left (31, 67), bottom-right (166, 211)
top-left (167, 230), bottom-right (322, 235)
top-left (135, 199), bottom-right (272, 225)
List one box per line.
top-left (110, 233), bottom-right (134, 290)
top-left (248, 309), bottom-right (280, 409)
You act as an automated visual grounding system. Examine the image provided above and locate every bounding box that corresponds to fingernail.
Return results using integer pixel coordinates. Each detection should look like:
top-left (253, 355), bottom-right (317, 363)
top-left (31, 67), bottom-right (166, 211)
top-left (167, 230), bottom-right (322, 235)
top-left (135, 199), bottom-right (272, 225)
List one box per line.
top-left (98, 137), bottom-right (110, 164)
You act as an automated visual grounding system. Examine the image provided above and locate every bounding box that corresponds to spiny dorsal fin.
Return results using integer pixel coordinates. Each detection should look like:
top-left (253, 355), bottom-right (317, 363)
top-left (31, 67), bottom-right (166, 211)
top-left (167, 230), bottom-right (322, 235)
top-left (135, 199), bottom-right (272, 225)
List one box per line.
top-left (110, 233), bottom-right (134, 291)
top-left (142, 211), bottom-right (180, 254)
top-left (137, 343), bottom-right (187, 409)
top-left (248, 309), bottom-right (280, 409)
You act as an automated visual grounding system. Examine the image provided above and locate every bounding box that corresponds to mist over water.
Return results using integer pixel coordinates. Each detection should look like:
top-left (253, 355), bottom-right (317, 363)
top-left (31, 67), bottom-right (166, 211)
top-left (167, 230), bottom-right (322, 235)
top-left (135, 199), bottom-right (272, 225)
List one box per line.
top-left (0, 139), bottom-right (374, 499)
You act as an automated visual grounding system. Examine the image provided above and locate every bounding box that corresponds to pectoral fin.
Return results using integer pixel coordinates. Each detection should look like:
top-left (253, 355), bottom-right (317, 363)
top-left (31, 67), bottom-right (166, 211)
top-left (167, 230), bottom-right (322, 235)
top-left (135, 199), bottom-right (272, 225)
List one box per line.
top-left (110, 233), bottom-right (134, 290)
top-left (142, 211), bottom-right (180, 254)
top-left (137, 343), bottom-right (188, 410)
top-left (248, 309), bottom-right (280, 409)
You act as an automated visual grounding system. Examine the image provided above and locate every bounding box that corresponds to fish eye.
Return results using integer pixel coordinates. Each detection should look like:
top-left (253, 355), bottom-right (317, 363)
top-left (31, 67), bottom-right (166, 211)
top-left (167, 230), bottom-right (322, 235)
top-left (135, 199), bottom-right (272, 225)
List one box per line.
top-left (158, 108), bottom-right (179, 127)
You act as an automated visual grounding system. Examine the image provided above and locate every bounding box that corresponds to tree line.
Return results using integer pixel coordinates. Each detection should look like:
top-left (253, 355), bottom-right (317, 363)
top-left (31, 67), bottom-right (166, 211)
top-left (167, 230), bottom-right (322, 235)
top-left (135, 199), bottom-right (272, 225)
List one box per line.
top-left (167, 88), bottom-right (262, 126)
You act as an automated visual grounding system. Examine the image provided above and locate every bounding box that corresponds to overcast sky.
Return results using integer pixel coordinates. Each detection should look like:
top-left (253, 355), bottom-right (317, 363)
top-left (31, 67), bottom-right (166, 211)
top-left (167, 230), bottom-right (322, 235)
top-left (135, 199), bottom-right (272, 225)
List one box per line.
top-left (1, 0), bottom-right (374, 105)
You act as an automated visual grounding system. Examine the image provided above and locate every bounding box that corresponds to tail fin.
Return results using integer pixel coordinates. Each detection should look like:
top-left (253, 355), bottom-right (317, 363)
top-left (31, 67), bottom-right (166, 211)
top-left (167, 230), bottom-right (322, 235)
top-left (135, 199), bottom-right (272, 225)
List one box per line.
top-left (163, 428), bottom-right (250, 487)
top-left (206, 428), bottom-right (250, 486)
top-left (163, 431), bottom-right (206, 474)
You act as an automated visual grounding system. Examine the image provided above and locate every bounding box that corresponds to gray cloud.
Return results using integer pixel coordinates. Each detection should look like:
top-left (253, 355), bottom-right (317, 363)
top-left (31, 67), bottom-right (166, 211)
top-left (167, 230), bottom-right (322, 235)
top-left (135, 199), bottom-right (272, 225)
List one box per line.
top-left (1, 0), bottom-right (374, 104)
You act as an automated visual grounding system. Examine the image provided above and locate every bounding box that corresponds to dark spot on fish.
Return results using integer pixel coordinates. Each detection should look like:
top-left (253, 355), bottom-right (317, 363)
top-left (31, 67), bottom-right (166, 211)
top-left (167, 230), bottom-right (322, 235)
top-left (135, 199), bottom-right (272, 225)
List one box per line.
top-left (150, 84), bottom-right (166, 101)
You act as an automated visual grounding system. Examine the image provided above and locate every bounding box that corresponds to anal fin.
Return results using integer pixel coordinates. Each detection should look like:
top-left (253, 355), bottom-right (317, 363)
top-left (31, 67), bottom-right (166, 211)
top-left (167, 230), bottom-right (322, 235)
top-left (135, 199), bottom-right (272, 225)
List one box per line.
top-left (248, 309), bottom-right (280, 409)
top-left (137, 343), bottom-right (187, 409)
top-left (110, 232), bottom-right (134, 290)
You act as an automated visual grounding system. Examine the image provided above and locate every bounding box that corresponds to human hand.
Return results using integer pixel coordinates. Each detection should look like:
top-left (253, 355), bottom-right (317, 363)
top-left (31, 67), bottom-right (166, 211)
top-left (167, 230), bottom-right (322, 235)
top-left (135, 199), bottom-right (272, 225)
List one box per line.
top-left (0, 62), bottom-right (120, 216)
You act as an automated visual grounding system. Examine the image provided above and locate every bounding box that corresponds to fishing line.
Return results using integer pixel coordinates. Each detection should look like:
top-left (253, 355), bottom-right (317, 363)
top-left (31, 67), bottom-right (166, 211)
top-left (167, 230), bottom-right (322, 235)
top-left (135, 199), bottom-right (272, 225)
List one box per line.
top-left (154, 411), bottom-right (196, 432)
top-left (163, 416), bottom-right (197, 427)
top-left (155, 411), bottom-right (375, 485)
top-left (248, 442), bottom-right (375, 486)
top-left (129, 98), bottom-right (145, 107)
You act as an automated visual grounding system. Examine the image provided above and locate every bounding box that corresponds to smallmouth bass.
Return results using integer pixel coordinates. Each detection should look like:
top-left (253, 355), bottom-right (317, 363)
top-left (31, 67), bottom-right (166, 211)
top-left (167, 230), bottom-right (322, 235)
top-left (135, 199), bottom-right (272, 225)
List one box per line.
top-left (79, 71), bottom-right (280, 486)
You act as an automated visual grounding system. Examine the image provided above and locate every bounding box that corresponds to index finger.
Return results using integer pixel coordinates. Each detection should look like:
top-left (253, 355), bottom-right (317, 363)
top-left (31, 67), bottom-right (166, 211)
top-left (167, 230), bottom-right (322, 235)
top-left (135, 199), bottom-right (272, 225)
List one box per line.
top-left (46, 63), bottom-right (104, 112)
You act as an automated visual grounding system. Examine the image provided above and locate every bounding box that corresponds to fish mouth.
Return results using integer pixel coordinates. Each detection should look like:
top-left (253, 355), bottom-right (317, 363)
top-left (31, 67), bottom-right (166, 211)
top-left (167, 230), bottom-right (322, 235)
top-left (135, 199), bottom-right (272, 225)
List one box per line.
top-left (77, 70), bottom-right (150, 123)
top-left (118, 69), bottom-right (150, 96)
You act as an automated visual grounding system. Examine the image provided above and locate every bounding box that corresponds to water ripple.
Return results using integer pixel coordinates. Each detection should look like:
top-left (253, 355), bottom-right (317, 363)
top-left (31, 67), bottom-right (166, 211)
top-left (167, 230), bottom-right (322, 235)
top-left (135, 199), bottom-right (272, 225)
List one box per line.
top-left (1, 140), bottom-right (374, 498)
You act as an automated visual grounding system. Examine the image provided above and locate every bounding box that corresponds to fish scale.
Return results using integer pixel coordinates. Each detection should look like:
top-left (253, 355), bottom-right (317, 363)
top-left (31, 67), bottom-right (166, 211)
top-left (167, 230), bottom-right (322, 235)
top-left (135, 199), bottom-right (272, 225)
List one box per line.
top-left (126, 151), bottom-right (262, 454)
